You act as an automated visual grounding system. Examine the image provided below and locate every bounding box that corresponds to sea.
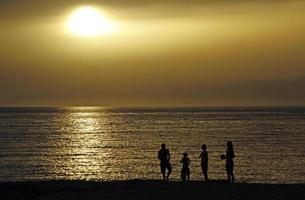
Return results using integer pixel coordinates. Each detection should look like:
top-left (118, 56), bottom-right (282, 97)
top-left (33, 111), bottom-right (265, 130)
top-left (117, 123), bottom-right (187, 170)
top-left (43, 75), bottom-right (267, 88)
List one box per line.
top-left (0, 107), bottom-right (304, 183)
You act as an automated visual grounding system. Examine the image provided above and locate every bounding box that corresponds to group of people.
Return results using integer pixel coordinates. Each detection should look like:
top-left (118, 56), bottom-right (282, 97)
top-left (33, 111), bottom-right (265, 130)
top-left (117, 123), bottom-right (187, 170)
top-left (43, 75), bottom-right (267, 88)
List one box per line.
top-left (157, 141), bottom-right (235, 183)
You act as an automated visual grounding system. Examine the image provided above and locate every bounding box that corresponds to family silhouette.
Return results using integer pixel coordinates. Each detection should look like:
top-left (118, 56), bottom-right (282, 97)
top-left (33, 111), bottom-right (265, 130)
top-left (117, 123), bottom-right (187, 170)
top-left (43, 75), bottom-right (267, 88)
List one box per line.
top-left (158, 141), bottom-right (235, 183)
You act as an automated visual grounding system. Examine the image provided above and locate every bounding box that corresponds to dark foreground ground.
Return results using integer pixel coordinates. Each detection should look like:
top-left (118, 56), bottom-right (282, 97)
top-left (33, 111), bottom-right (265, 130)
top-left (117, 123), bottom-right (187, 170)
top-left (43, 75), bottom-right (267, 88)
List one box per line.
top-left (0, 180), bottom-right (304, 200)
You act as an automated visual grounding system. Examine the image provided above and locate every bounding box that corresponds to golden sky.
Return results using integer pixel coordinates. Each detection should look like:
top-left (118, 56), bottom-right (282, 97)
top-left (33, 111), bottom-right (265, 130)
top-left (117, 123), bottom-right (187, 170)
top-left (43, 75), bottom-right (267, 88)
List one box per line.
top-left (1, 0), bottom-right (305, 106)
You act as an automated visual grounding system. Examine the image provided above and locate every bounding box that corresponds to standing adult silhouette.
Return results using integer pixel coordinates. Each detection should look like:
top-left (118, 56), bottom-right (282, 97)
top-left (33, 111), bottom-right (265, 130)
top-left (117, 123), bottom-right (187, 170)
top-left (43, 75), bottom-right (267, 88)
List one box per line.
top-left (158, 143), bottom-right (172, 181)
top-left (225, 141), bottom-right (235, 183)
top-left (199, 144), bottom-right (208, 181)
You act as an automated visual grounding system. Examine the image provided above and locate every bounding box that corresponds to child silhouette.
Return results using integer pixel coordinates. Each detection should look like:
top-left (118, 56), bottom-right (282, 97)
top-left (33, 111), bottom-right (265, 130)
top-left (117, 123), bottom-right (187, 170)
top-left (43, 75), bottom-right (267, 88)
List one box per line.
top-left (180, 152), bottom-right (191, 181)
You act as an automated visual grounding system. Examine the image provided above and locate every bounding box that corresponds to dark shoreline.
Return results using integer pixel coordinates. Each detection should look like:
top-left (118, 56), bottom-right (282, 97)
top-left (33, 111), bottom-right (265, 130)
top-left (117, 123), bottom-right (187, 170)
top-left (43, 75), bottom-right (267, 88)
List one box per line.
top-left (1, 180), bottom-right (304, 200)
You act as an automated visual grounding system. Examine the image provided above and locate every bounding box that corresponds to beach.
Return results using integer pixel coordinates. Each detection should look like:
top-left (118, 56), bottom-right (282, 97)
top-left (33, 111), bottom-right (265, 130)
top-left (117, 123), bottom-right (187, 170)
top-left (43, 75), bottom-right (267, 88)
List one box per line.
top-left (1, 180), bottom-right (304, 200)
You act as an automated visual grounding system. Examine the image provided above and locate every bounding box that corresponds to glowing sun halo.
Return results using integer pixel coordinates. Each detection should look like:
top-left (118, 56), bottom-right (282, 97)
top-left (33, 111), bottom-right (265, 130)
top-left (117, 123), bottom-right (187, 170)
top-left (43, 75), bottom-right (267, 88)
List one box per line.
top-left (67, 7), bottom-right (117, 36)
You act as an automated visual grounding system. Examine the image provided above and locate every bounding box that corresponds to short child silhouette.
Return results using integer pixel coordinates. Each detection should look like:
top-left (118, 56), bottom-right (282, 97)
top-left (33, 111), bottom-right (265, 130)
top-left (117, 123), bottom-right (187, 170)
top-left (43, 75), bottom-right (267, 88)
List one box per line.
top-left (180, 152), bottom-right (191, 181)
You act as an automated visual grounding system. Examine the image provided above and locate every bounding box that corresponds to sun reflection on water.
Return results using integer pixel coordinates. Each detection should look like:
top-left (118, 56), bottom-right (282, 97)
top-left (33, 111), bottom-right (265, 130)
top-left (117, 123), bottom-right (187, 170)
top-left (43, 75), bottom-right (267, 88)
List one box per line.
top-left (55, 111), bottom-right (115, 180)
top-left (71, 112), bottom-right (101, 133)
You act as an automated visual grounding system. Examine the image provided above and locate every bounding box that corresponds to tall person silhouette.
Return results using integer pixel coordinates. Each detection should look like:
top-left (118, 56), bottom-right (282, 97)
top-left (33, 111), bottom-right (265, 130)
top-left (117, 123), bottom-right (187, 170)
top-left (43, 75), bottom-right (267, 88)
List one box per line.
top-left (199, 144), bottom-right (208, 181)
top-left (158, 143), bottom-right (172, 181)
top-left (225, 141), bottom-right (235, 183)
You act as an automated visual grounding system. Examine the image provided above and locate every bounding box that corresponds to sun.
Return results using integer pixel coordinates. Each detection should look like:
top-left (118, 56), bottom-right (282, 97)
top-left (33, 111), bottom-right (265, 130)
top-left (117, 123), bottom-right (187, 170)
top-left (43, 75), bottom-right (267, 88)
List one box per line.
top-left (67, 6), bottom-right (117, 36)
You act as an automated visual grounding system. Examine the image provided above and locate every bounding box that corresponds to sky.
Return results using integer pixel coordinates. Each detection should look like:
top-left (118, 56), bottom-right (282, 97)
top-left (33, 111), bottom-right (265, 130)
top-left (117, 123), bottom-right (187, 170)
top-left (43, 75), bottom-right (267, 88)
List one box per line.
top-left (1, 0), bottom-right (305, 106)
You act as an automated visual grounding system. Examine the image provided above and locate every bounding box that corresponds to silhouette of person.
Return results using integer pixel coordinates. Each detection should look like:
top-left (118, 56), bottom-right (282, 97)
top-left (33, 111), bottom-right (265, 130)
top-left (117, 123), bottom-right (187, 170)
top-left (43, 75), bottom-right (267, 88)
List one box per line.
top-left (158, 143), bottom-right (172, 181)
top-left (180, 152), bottom-right (191, 181)
top-left (199, 144), bottom-right (208, 181)
top-left (225, 141), bottom-right (235, 183)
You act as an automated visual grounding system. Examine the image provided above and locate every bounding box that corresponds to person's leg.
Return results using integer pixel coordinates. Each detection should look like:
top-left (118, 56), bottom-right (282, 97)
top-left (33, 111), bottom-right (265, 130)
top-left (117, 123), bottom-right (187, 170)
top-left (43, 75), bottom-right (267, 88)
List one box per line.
top-left (231, 168), bottom-right (235, 183)
top-left (161, 163), bottom-right (166, 181)
top-left (227, 171), bottom-right (231, 183)
top-left (231, 173), bottom-right (235, 182)
top-left (226, 164), bottom-right (232, 183)
top-left (166, 163), bottom-right (172, 181)
top-left (187, 169), bottom-right (190, 181)
top-left (229, 165), bottom-right (235, 183)
top-left (203, 167), bottom-right (208, 181)
top-left (181, 170), bottom-right (186, 181)
top-left (201, 164), bottom-right (205, 181)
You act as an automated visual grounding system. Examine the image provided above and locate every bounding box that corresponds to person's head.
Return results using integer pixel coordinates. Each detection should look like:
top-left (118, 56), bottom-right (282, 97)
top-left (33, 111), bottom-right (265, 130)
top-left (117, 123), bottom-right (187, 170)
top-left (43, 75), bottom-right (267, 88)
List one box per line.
top-left (227, 141), bottom-right (233, 148)
top-left (161, 143), bottom-right (166, 149)
top-left (202, 144), bottom-right (207, 151)
top-left (183, 152), bottom-right (188, 158)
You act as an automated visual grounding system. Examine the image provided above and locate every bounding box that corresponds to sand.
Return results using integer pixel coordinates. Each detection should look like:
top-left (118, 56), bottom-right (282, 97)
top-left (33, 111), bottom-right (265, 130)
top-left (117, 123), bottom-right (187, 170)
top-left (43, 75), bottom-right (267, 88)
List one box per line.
top-left (0, 180), bottom-right (304, 200)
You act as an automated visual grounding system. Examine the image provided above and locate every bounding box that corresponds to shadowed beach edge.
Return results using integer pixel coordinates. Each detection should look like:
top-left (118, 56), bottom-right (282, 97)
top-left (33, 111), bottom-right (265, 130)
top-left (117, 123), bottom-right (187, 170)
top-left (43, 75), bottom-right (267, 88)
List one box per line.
top-left (0, 180), bottom-right (304, 200)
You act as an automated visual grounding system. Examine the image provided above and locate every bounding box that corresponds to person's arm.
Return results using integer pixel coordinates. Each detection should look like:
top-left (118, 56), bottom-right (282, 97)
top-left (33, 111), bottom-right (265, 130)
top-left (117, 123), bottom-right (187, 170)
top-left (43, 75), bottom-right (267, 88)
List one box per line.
top-left (199, 152), bottom-right (202, 159)
top-left (167, 150), bottom-right (171, 161)
top-left (206, 152), bottom-right (209, 161)
top-left (158, 151), bottom-right (161, 160)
